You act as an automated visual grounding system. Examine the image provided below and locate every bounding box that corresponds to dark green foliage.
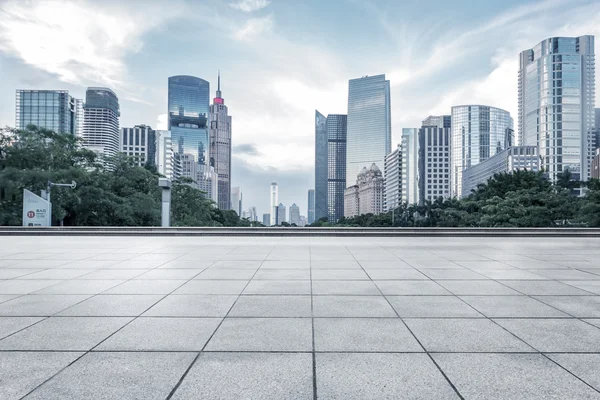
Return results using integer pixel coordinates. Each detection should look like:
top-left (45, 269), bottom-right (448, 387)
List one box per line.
top-left (0, 126), bottom-right (249, 227)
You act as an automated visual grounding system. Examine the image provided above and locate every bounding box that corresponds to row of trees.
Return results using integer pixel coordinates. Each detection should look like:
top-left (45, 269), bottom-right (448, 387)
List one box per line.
top-left (0, 126), bottom-right (257, 227)
top-left (311, 170), bottom-right (600, 227)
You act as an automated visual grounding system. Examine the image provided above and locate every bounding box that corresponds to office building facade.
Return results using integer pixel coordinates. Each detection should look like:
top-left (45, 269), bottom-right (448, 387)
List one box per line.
top-left (418, 124), bottom-right (451, 204)
top-left (156, 130), bottom-right (179, 180)
top-left (344, 163), bottom-right (384, 218)
top-left (276, 203), bottom-right (286, 225)
top-left (346, 74), bottom-right (391, 187)
top-left (307, 189), bottom-right (315, 224)
top-left (592, 149), bottom-right (600, 179)
top-left (451, 105), bottom-right (513, 197)
top-left (82, 87), bottom-right (120, 158)
top-left (209, 72), bottom-right (232, 210)
top-left (519, 36), bottom-right (595, 187)
top-left (120, 125), bottom-right (156, 167)
top-left (462, 146), bottom-right (541, 196)
top-left (15, 90), bottom-right (82, 135)
top-left (262, 213), bottom-right (271, 226)
top-left (289, 203), bottom-right (300, 225)
top-left (401, 128), bottom-right (419, 205)
top-left (270, 182), bottom-right (278, 226)
top-left (326, 114), bottom-right (347, 222)
top-left (315, 111), bottom-right (328, 221)
top-left (384, 145), bottom-right (402, 212)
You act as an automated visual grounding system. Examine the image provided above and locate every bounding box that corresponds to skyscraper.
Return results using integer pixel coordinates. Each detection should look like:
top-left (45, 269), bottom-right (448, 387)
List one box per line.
top-left (270, 182), bottom-right (278, 226)
top-left (346, 74), bottom-right (391, 187)
top-left (262, 213), bottom-right (271, 226)
top-left (289, 203), bottom-right (300, 226)
top-left (210, 72), bottom-right (232, 210)
top-left (15, 90), bottom-right (82, 135)
top-left (384, 144), bottom-right (402, 211)
top-left (120, 125), bottom-right (156, 167)
top-left (451, 105), bottom-right (513, 197)
top-left (419, 118), bottom-right (452, 204)
top-left (168, 75), bottom-right (210, 166)
top-left (276, 203), bottom-right (286, 225)
top-left (326, 114), bottom-right (347, 222)
top-left (307, 189), bottom-right (315, 224)
top-left (231, 187), bottom-right (242, 216)
top-left (519, 36), bottom-right (596, 187)
top-left (314, 111), bottom-right (328, 221)
top-left (401, 128), bottom-right (419, 205)
top-left (156, 130), bottom-right (179, 180)
top-left (82, 87), bottom-right (120, 158)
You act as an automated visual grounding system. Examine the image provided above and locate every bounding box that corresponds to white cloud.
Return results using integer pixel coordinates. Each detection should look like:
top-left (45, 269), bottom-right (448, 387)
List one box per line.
top-left (0, 0), bottom-right (185, 89)
top-left (233, 15), bottom-right (274, 41)
top-left (230, 0), bottom-right (270, 13)
top-left (156, 114), bottom-right (168, 131)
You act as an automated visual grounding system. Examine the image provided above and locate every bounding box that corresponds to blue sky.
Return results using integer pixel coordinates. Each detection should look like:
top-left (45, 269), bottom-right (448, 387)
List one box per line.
top-left (1, 0), bottom-right (599, 217)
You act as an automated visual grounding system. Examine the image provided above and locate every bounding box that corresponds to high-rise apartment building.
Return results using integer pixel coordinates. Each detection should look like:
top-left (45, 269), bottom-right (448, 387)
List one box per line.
top-left (401, 128), bottom-right (419, 205)
top-left (462, 146), bottom-right (541, 196)
top-left (307, 189), bottom-right (315, 224)
top-left (289, 203), bottom-right (300, 226)
top-left (82, 87), bottom-right (120, 158)
top-left (519, 36), bottom-right (595, 187)
top-left (346, 74), bottom-right (391, 187)
top-left (315, 111), bottom-right (328, 221)
top-left (120, 125), bottom-right (156, 167)
top-left (156, 130), bottom-right (179, 180)
top-left (15, 90), bottom-right (82, 135)
top-left (276, 203), bottom-right (286, 225)
top-left (592, 148), bottom-right (600, 179)
top-left (451, 105), bottom-right (513, 197)
top-left (419, 121), bottom-right (451, 204)
top-left (594, 108), bottom-right (600, 150)
top-left (209, 72), bottom-right (232, 210)
top-left (270, 182), bottom-right (278, 226)
top-left (384, 144), bottom-right (402, 211)
top-left (231, 187), bottom-right (242, 216)
top-left (344, 163), bottom-right (384, 218)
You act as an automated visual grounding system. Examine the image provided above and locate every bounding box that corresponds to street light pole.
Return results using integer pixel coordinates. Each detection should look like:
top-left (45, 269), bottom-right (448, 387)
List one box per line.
top-left (158, 178), bottom-right (172, 227)
top-left (46, 180), bottom-right (76, 226)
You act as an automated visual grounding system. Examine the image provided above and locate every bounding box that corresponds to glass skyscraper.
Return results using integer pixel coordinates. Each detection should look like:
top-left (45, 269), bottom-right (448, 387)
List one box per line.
top-left (327, 114), bottom-right (347, 222)
top-left (15, 90), bottom-right (82, 134)
top-left (307, 189), bottom-right (315, 224)
top-left (519, 36), bottom-right (596, 187)
top-left (82, 87), bottom-right (120, 158)
top-left (346, 74), bottom-right (391, 187)
top-left (314, 111), bottom-right (328, 221)
top-left (450, 105), bottom-right (513, 197)
top-left (168, 75), bottom-right (210, 166)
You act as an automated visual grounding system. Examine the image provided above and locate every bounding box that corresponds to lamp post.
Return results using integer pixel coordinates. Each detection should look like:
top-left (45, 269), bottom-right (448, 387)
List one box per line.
top-left (46, 180), bottom-right (76, 226)
top-left (158, 178), bottom-right (172, 227)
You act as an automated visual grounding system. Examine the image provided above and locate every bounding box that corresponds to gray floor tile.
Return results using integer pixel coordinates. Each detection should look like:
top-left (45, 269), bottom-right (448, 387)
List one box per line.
top-left (174, 280), bottom-right (248, 294)
top-left (495, 318), bottom-right (600, 352)
top-left (59, 260), bottom-right (120, 269)
top-left (0, 294), bottom-right (20, 304)
top-left (205, 318), bottom-right (312, 351)
top-left (313, 296), bottom-right (397, 317)
top-left (405, 319), bottom-right (533, 352)
top-left (171, 352), bottom-right (313, 400)
top-left (374, 280), bottom-right (450, 295)
top-left (0, 295), bottom-right (91, 316)
top-left (364, 269), bottom-right (428, 280)
top-left (20, 269), bottom-right (93, 280)
top-left (0, 280), bottom-right (62, 294)
top-left (134, 269), bottom-right (204, 280)
top-left (96, 317), bottom-right (221, 351)
top-left (531, 269), bottom-right (600, 280)
top-left (310, 260), bottom-right (361, 269)
top-left (316, 353), bottom-right (458, 399)
top-left (433, 353), bottom-right (600, 400)
top-left (438, 280), bottom-right (520, 295)
top-left (229, 295), bottom-right (311, 317)
top-left (561, 281), bottom-right (600, 295)
top-left (387, 296), bottom-right (482, 317)
top-left (460, 296), bottom-right (569, 318)
top-left (548, 354), bottom-right (600, 391)
top-left (585, 319), bottom-right (600, 328)
top-left (243, 280), bottom-right (311, 295)
top-left (57, 294), bottom-right (163, 316)
top-left (33, 280), bottom-right (124, 295)
top-left (0, 352), bottom-right (83, 400)
top-left (260, 261), bottom-right (311, 269)
top-left (314, 318), bottom-right (422, 351)
top-left (253, 269), bottom-right (311, 280)
top-left (418, 268), bottom-right (485, 280)
top-left (144, 295), bottom-right (237, 317)
top-left (499, 280), bottom-right (595, 295)
top-left (102, 280), bottom-right (185, 294)
top-left (354, 260), bottom-right (414, 269)
top-left (504, 260), bottom-right (563, 269)
top-left (25, 352), bottom-right (196, 400)
top-left (196, 268), bottom-right (257, 280)
top-left (533, 296), bottom-right (600, 317)
top-left (311, 269), bottom-right (370, 280)
top-left (312, 280), bottom-right (380, 295)
top-left (474, 269), bottom-right (546, 280)
top-left (0, 316), bottom-right (131, 350)
top-left (0, 269), bottom-right (43, 279)
top-left (74, 269), bottom-right (148, 280)
top-left (211, 260), bottom-right (263, 268)
top-left (0, 317), bottom-right (44, 339)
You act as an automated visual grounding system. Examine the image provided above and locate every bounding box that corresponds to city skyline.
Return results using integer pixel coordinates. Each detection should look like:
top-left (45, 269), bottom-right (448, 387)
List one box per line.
top-left (2, 0), bottom-right (600, 215)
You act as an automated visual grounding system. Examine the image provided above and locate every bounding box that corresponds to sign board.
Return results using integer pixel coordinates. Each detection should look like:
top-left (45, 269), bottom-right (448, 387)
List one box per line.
top-left (22, 189), bottom-right (50, 227)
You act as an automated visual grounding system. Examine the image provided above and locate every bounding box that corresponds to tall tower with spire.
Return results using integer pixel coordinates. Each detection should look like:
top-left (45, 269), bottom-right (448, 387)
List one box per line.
top-left (210, 71), bottom-right (233, 210)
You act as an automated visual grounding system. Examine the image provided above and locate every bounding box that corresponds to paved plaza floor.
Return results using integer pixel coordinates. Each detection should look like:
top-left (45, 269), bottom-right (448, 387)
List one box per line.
top-left (1, 235), bottom-right (600, 399)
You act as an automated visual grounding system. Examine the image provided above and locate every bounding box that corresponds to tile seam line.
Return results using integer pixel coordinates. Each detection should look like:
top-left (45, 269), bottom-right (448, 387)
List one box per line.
top-left (164, 244), bottom-right (275, 400)
top-left (345, 245), bottom-right (465, 400)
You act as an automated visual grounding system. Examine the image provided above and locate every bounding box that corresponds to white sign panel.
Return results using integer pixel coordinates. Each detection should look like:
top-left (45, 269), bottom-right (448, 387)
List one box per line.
top-left (22, 189), bottom-right (50, 227)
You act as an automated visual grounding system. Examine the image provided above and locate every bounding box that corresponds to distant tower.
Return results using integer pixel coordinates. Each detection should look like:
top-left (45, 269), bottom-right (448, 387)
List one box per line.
top-left (270, 182), bottom-right (278, 226)
top-left (210, 71), bottom-right (232, 210)
top-left (82, 87), bottom-right (120, 159)
top-left (307, 189), bottom-right (315, 224)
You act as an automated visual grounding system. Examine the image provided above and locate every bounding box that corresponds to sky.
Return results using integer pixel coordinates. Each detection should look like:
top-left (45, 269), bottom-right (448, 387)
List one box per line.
top-left (1, 0), bottom-right (600, 218)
